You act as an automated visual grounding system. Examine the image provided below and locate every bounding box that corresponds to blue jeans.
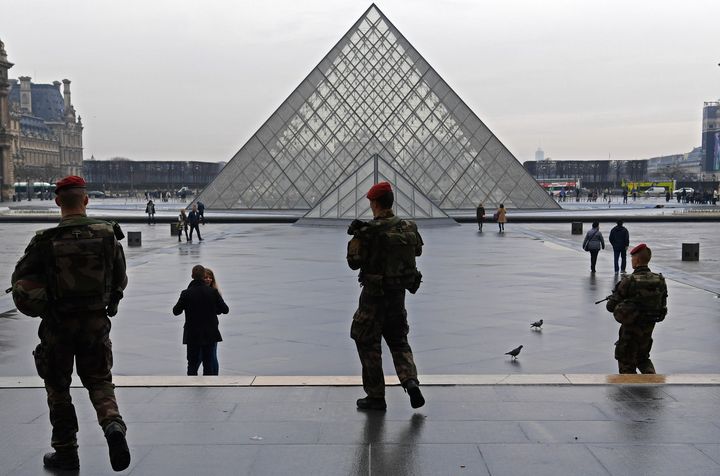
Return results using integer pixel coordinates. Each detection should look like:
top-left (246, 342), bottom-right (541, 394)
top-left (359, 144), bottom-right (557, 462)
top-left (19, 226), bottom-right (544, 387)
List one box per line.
top-left (613, 248), bottom-right (627, 273)
top-left (186, 342), bottom-right (219, 375)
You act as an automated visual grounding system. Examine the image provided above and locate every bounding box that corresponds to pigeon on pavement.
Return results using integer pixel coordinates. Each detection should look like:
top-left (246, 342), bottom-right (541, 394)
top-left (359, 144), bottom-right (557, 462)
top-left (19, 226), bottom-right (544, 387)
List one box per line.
top-left (531, 319), bottom-right (543, 330)
top-left (505, 345), bottom-right (523, 360)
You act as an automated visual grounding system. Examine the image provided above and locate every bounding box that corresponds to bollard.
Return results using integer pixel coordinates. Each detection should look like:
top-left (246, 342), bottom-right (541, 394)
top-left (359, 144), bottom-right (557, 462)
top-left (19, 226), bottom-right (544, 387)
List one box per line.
top-left (682, 243), bottom-right (699, 261)
top-left (170, 223), bottom-right (178, 236)
top-left (571, 222), bottom-right (583, 235)
top-left (127, 231), bottom-right (142, 247)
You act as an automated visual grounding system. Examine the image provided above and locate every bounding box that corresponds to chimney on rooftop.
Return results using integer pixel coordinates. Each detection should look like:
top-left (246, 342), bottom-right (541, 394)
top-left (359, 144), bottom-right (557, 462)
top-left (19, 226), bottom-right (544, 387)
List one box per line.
top-left (62, 79), bottom-right (76, 121)
top-left (19, 76), bottom-right (31, 113)
top-left (62, 79), bottom-right (71, 110)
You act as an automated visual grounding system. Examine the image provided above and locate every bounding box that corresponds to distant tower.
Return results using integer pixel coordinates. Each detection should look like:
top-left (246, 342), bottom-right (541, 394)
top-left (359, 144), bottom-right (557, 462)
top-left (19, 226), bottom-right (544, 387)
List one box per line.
top-left (0, 38), bottom-right (14, 201)
top-left (702, 101), bottom-right (720, 171)
top-left (535, 147), bottom-right (545, 162)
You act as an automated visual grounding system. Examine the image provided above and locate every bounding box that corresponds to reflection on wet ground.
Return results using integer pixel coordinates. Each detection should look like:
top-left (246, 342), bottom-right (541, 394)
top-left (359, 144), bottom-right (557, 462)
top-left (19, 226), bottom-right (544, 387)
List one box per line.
top-left (1, 220), bottom-right (719, 377)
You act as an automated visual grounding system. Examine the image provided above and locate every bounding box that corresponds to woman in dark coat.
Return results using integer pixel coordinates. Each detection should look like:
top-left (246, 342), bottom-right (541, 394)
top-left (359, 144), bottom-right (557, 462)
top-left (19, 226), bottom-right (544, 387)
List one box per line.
top-left (476, 202), bottom-right (485, 232)
top-left (173, 265), bottom-right (229, 375)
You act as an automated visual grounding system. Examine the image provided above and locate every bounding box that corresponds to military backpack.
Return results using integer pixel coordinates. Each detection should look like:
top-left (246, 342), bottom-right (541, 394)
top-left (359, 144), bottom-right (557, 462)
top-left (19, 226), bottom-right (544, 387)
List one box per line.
top-left (349, 216), bottom-right (423, 293)
top-left (611, 271), bottom-right (668, 325)
top-left (43, 221), bottom-right (119, 314)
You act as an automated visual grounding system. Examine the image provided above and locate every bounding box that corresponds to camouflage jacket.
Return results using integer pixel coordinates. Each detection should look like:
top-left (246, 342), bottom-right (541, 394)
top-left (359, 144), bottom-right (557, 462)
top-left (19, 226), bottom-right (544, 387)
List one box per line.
top-left (12, 214), bottom-right (128, 317)
top-left (606, 265), bottom-right (667, 325)
top-left (346, 210), bottom-right (423, 294)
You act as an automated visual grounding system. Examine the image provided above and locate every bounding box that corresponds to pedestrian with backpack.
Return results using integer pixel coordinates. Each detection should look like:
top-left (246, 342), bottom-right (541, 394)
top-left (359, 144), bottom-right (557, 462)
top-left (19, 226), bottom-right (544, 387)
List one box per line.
top-left (10, 176), bottom-right (131, 471)
top-left (605, 243), bottom-right (667, 373)
top-left (346, 181), bottom-right (425, 411)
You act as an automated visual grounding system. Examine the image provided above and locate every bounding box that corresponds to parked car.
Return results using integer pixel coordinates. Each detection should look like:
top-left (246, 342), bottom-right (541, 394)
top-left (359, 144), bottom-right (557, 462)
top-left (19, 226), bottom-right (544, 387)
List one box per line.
top-left (176, 186), bottom-right (194, 197)
top-left (672, 187), bottom-right (694, 196)
top-left (643, 186), bottom-right (666, 196)
top-left (87, 190), bottom-right (106, 198)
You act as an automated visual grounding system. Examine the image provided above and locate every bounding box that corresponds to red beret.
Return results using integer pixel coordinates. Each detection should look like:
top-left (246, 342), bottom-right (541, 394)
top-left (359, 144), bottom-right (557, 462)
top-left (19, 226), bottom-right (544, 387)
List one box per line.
top-left (366, 181), bottom-right (392, 200)
top-left (630, 243), bottom-right (648, 255)
top-left (55, 175), bottom-right (87, 194)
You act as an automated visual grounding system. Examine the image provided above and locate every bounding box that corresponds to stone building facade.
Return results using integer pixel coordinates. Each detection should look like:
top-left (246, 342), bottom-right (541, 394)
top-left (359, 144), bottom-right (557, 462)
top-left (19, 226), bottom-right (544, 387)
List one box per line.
top-left (0, 40), bottom-right (14, 201)
top-left (0, 38), bottom-right (83, 200)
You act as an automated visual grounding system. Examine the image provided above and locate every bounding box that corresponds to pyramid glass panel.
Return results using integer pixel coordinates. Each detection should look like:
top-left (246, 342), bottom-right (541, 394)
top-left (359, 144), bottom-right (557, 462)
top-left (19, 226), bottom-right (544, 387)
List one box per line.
top-left (302, 154), bottom-right (449, 221)
top-left (197, 4), bottom-right (559, 216)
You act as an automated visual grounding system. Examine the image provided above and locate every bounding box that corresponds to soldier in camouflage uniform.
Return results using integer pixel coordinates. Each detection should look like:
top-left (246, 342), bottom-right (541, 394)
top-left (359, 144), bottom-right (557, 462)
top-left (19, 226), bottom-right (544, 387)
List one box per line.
top-left (10, 176), bottom-right (131, 472)
top-left (606, 243), bottom-right (668, 374)
top-left (347, 181), bottom-right (425, 411)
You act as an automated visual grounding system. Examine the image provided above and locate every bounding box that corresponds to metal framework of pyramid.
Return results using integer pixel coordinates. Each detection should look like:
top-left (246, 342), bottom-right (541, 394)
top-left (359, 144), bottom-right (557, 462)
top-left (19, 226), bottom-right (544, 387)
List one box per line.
top-left (303, 154), bottom-right (449, 220)
top-left (197, 4), bottom-right (559, 216)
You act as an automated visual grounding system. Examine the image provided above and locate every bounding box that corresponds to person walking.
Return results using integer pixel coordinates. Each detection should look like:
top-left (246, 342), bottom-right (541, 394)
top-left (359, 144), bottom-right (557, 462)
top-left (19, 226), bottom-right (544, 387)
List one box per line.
top-left (10, 176), bottom-right (131, 472)
top-left (606, 243), bottom-right (667, 374)
top-left (145, 199), bottom-right (156, 225)
top-left (187, 204), bottom-right (203, 241)
top-left (197, 201), bottom-right (206, 224)
top-left (609, 220), bottom-right (630, 274)
top-left (496, 204), bottom-right (507, 232)
top-left (476, 202), bottom-right (485, 232)
top-left (172, 265), bottom-right (229, 375)
top-left (346, 181), bottom-right (425, 411)
top-left (177, 209), bottom-right (189, 242)
top-left (582, 221), bottom-right (605, 273)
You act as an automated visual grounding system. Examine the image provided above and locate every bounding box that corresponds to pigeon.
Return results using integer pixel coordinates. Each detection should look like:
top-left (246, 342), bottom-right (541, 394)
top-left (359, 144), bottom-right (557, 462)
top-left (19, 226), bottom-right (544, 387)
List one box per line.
top-left (505, 345), bottom-right (523, 360)
top-left (531, 319), bottom-right (543, 330)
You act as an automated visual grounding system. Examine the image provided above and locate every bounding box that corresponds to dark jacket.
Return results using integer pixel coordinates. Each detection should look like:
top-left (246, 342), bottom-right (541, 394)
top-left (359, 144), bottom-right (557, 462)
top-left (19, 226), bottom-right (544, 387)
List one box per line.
top-left (188, 210), bottom-right (201, 226)
top-left (609, 225), bottom-right (630, 250)
top-left (172, 279), bottom-right (229, 345)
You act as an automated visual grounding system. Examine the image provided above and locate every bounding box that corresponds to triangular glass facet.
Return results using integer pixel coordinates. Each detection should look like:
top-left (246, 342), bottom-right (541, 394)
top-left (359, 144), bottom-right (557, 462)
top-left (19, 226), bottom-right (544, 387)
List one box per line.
top-left (302, 154), bottom-right (450, 220)
top-left (197, 4), bottom-right (559, 215)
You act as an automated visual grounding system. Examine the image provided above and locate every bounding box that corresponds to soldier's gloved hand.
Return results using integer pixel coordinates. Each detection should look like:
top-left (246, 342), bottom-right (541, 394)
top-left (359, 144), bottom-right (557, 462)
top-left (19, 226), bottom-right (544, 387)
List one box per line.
top-left (107, 302), bottom-right (118, 317)
top-left (348, 219), bottom-right (366, 235)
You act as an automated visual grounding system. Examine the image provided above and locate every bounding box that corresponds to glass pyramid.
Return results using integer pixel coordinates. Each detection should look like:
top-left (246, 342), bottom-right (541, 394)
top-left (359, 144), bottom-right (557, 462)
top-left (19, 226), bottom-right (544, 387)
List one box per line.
top-left (302, 154), bottom-right (450, 221)
top-left (197, 4), bottom-right (559, 216)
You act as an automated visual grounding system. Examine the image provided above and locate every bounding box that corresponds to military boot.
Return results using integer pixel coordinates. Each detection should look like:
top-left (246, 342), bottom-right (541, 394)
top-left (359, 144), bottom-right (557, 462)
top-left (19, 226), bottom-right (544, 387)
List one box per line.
top-left (404, 379), bottom-right (425, 409)
top-left (638, 360), bottom-right (656, 374)
top-left (43, 450), bottom-right (79, 470)
top-left (356, 397), bottom-right (387, 411)
top-left (104, 421), bottom-right (131, 472)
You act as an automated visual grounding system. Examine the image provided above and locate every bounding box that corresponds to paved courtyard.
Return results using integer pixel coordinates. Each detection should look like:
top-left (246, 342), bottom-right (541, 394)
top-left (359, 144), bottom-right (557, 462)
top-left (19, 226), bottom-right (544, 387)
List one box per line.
top-left (1, 213), bottom-right (719, 377)
top-left (1, 208), bottom-right (720, 475)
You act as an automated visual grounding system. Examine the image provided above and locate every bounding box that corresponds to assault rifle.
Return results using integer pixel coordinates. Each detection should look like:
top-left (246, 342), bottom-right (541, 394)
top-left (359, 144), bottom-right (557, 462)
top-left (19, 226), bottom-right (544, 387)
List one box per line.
top-left (595, 296), bottom-right (611, 305)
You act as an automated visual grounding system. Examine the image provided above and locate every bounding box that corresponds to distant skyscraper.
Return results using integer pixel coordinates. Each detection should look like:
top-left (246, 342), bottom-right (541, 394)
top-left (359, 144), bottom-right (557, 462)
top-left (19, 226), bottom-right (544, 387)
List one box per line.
top-left (702, 101), bottom-right (720, 171)
top-left (535, 147), bottom-right (545, 162)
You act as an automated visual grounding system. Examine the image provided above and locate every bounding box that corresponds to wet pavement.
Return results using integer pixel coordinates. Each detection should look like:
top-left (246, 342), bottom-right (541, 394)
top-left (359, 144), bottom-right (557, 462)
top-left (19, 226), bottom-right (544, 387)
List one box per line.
top-left (1, 214), bottom-right (720, 377)
top-left (1, 206), bottom-right (720, 475)
top-left (1, 384), bottom-right (720, 475)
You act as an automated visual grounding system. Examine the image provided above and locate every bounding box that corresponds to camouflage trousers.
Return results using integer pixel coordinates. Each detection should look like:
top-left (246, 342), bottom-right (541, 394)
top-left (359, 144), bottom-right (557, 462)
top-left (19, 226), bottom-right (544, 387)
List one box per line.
top-left (615, 323), bottom-right (656, 374)
top-left (37, 312), bottom-right (126, 451)
top-left (351, 288), bottom-right (418, 398)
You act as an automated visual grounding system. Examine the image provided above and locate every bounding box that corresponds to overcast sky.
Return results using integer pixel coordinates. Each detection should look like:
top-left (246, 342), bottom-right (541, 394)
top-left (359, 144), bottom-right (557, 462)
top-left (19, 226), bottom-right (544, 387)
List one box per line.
top-left (2, 0), bottom-right (719, 163)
